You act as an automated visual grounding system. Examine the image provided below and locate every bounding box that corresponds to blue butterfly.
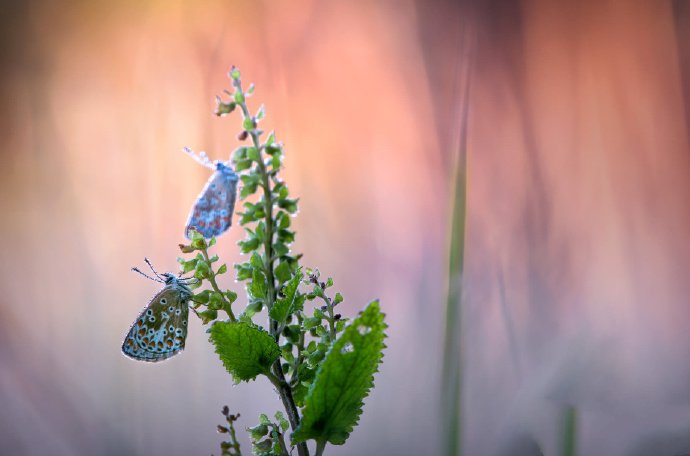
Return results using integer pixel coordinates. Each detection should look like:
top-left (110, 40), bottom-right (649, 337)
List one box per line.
top-left (122, 259), bottom-right (196, 362)
top-left (184, 148), bottom-right (239, 239)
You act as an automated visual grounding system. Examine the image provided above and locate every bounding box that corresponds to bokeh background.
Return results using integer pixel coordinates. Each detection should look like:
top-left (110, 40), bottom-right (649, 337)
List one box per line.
top-left (2, 1), bottom-right (690, 455)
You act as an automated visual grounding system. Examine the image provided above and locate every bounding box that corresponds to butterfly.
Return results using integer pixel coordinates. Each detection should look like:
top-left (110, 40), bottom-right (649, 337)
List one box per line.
top-left (184, 148), bottom-right (239, 239)
top-left (122, 259), bottom-right (196, 362)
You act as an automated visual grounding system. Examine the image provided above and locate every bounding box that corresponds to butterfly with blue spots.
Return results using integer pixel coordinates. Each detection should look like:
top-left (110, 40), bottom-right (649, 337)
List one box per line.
top-left (122, 259), bottom-right (196, 362)
top-left (184, 148), bottom-right (238, 239)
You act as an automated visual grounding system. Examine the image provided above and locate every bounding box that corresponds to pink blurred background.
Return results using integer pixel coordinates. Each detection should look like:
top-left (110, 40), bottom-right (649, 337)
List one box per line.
top-left (1, 1), bottom-right (690, 455)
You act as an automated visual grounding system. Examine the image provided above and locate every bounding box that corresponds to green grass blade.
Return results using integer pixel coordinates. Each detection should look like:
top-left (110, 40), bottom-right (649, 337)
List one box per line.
top-left (560, 405), bottom-right (578, 456)
top-left (441, 66), bottom-right (471, 456)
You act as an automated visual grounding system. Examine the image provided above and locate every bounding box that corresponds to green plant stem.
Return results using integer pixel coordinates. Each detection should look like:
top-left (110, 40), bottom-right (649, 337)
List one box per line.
top-left (232, 78), bottom-right (277, 319)
top-left (271, 363), bottom-right (306, 453)
top-left (227, 418), bottom-right (242, 455)
top-left (232, 76), bottom-right (309, 456)
top-left (201, 248), bottom-right (236, 322)
top-left (315, 440), bottom-right (326, 456)
top-left (274, 426), bottom-right (289, 456)
top-left (320, 295), bottom-right (337, 340)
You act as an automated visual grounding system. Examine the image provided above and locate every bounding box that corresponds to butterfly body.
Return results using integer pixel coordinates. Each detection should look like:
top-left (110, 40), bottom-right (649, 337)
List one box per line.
top-left (185, 161), bottom-right (238, 239)
top-left (122, 273), bottom-right (193, 362)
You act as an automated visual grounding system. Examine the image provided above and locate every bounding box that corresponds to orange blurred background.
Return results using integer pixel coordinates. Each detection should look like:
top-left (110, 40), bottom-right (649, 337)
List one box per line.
top-left (1, 1), bottom-right (690, 455)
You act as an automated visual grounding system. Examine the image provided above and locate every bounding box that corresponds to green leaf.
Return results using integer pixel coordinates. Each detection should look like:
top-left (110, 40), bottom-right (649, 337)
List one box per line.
top-left (234, 159), bottom-right (252, 172)
top-left (274, 261), bottom-right (291, 284)
top-left (195, 260), bottom-right (211, 279)
top-left (250, 252), bottom-right (264, 269)
top-left (209, 321), bottom-right (280, 382)
top-left (235, 262), bottom-right (253, 281)
top-left (242, 300), bottom-right (263, 320)
top-left (278, 198), bottom-right (299, 214)
top-left (275, 411), bottom-right (289, 432)
top-left (249, 268), bottom-right (267, 300)
top-left (276, 211), bottom-right (291, 229)
top-left (217, 264), bottom-right (228, 275)
top-left (197, 309), bottom-right (218, 324)
top-left (266, 143), bottom-right (281, 155)
top-left (273, 242), bottom-right (289, 257)
top-left (194, 289), bottom-right (212, 304)
top-left (179, 257), bottom-right (198, 273)
top-left (247, 146), bottom-right (260, 161)
top-left (233, 146), bottom-right (248, 161)
top-left (277, 228), bottom-right (295, 243)
top-left (292, 301), bottom-right (386, 445)
top-left (269, 271), bottom-right (303, 324)
top-left (239, 236), bottom-right (260, 254)
top-left (249, 424), bottom-right (269, 439)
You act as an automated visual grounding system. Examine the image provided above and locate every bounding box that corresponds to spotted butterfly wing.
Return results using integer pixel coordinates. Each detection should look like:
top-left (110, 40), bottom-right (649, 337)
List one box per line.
top-left (122, 276), bottom-right (192, 362)
top-left (185, 161), bottom-right (238, 239)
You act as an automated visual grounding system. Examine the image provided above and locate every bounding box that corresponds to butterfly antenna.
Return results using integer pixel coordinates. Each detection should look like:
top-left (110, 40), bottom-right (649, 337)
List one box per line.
top-left (177, 272), bottom-right (201, 285)
top-left (183, 147), bottom-right (215, 170)
top-left (143, 257), bottom-right (165, 281)
top-left (131, 267), bottom-right (163, 283)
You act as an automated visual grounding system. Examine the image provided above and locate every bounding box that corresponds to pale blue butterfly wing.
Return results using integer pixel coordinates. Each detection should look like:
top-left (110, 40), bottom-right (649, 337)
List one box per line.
top-left (122, 276), bottom-right (192, 362)
top-left (185, 162), bottom-right (238, 239)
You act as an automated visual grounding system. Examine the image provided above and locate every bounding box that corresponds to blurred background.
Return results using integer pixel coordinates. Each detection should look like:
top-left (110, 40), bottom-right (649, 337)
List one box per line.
top-left (1, 1), bottom-right (690, 455)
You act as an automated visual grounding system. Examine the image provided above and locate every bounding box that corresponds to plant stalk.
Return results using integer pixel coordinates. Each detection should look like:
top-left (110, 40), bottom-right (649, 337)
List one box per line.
top-left (315, 440), bottom-right (326, 456)
top-left (233, 75), bottom-right (309, 456)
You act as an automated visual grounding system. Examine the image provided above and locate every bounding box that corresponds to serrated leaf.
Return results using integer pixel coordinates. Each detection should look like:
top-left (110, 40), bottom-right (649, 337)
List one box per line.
top-left (250, 268), bottom-right (267, 300)
top-left (275, 411), bottom-right (289, 432)
top-left (235, 263), bottom-right (253, 281)
top-left (292, 301), bottom-right (386, 445)
top-left (209, 321), bottom-right (280, 382)
top-left (269, 271), bottom-right (303, 324)
top-left (274, 261), bottom-right (291, 284)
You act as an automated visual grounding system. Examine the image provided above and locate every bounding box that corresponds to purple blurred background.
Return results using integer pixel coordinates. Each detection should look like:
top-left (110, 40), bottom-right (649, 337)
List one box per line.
top-left (1, 1), bottom-right (690, 455)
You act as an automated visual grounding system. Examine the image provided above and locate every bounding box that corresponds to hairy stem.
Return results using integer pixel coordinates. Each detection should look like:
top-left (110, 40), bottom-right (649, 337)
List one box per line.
top-left (227, 416), bottom-right (242, 455)
top-left (233, 75), bottom-right (309, 456)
